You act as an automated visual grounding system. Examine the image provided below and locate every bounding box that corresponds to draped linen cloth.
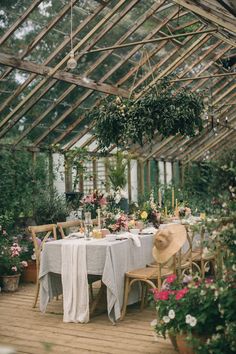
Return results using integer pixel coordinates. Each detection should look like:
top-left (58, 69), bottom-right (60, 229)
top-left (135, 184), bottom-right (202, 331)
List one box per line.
top-left (61, 239), bottom-right (89, 323)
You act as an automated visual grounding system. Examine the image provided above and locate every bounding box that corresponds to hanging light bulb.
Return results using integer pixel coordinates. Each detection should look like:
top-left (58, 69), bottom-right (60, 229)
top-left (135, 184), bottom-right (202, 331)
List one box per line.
top-left (67, 0), bottom-right (77, 70)
top-left (67, 50), bottom-right (77, 69)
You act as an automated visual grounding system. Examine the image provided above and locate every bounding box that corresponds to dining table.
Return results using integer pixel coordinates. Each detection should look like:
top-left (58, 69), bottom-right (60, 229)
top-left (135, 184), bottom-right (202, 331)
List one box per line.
top-left (39, 232), bottom-right (155, 324)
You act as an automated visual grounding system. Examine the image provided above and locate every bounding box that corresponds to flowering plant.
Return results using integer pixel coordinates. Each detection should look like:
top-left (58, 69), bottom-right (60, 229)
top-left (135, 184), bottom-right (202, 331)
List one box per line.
top-left (150, 275), bottom-right (223, 339)
top-left (80, 190), bottom-right (107, 217)
top-left (0, 235), bottom-right (28, 276)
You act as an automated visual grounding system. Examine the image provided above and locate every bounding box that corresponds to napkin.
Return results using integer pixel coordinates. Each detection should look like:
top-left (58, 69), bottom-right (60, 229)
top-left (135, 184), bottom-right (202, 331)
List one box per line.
top-left (65, 232), bottom-right (84, 239)
top-left (119, 232), bottom-right (141, 247)
top-left (141, 226), bottom-right (158, 234)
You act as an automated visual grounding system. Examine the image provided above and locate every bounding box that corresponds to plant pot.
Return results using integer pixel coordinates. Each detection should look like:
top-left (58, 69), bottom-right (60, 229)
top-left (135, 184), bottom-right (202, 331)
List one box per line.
top-left (1, 274), bottom-right (20, 292)
top-left (169, 333), bottom-right (178, 352)
top-left (21, 260), bottom-right (37, 283)
top-left (176, 334), bottom-right (206, 354)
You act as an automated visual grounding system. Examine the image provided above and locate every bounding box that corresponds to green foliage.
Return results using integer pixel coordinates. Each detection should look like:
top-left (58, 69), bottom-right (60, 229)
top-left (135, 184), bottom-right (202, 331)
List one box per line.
top-left (106, 152), bottom-right (128, 191)
top-left (183, 148), bottom-right (236, 213)
top-left (0, 149), bottom-right (48, 229)
top-left (91, 79), bottom-right (204, 150)
top-left (33, 188), bottom-right (69, 225)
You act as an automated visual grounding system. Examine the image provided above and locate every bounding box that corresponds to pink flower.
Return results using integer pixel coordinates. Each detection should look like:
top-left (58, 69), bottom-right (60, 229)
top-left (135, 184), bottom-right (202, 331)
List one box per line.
top-left (11, 266), bottom-right (17, 272)
top-left (99, 197), bottom-right (107, 206)
top-left (166, 274), bottom-right (177, 284)
top-left (154, 290), bottom-right (170, 301)
top-left (175, 287), bottom-right (189, 300)
top-left (21, 261), bottom-right (28, 268)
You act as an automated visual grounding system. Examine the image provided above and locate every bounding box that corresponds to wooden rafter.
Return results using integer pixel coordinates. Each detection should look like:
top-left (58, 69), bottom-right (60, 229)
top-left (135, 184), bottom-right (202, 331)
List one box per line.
top-left (173, 0), bottom-right (236, 33)
top-left (0, 53), bottom-right (129, 97)
top-left (0, 0), bottom-right (44, 46)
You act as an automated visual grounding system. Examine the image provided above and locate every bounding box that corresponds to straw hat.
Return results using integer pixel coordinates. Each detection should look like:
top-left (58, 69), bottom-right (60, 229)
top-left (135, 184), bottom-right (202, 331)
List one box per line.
top-left (152, 224), bottom-right (187, 263)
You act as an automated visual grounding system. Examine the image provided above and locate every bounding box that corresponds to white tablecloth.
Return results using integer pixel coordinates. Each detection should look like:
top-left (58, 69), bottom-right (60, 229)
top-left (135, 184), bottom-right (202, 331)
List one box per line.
top-left (39, 234), bottom-right (154, 323)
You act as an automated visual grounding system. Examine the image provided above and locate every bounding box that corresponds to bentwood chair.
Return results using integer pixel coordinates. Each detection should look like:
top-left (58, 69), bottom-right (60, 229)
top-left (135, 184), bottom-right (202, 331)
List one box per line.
top-left (57, 219), bottom-right (83, 238)
top-left (120, 224), bottom-right (189, 320)
top-left (28, 224), bottom-right (57, 308)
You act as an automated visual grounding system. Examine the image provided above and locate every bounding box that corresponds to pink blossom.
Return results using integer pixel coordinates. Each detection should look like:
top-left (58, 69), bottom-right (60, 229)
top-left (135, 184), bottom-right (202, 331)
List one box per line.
top-left (11, 266), bottom-right (17, 272)
top-left (21, 261), bottom-right (28, 268)
top-left (154, 290), bottom-right (170, 301)
top-left (205, 278), bottom-right (214, 284)
top-left (166, 274), bottom-right (177, 284)
top-left (175, 287), bottom-right (189, 300)
top-left (99, 197), bottom-right (107, 206)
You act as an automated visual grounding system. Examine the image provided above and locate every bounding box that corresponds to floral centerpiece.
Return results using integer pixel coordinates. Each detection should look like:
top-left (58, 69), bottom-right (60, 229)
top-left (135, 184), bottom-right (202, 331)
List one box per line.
top-left (103, 211), bottom-right (129, 233)
top-left (80, 190), bottom-right (107, 218)
top-left (150, 274), bottom-right (224, 353)
top-left (138, 192), bottom-right (161, 227)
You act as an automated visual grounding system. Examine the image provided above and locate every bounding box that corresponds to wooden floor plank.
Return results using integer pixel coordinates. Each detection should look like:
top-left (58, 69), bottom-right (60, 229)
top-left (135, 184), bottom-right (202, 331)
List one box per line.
top-left (0, 284), bottom-right (176, 354)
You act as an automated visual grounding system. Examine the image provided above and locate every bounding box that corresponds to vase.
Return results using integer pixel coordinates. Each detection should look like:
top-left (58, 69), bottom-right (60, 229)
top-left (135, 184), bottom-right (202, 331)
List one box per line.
top-left (1, 274), bottom-right (20, 292)
top-left (21, 260), bottom-right (37, 283)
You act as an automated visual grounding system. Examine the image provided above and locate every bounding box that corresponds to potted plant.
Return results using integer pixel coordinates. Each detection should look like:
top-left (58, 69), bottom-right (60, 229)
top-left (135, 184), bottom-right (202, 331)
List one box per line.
top-left (150, 274), bottom-right (224, 354)
top-left (0, 230), bottom-right (28, 291)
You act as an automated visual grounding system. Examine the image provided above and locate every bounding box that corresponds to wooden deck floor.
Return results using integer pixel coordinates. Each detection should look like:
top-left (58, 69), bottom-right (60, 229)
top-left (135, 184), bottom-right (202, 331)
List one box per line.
top-left (0, 283), bottom-right (176, 354)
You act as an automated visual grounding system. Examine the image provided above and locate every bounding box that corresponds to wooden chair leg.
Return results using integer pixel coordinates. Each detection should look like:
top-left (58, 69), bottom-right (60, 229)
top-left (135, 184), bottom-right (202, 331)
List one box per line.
top-left (120, 276), bottom-right (130, 320)
top-left (33, 280), bottom-right (40, 308)
top-left (140, 282), bottom-right (146, 311)
top-left (89, 284), bottom-right (94, 302)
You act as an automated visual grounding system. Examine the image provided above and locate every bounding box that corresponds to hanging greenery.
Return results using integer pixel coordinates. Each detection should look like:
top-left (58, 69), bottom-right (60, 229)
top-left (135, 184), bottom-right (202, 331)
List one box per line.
top-left (91, 78), bottom-right (204, 150)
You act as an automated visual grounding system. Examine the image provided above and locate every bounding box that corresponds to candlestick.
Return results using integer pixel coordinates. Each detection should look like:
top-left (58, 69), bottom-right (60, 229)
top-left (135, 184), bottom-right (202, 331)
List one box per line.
top-left (97, 208), bottom-right (101, 229)
top-left (172, 188), bottom-right (175, 209)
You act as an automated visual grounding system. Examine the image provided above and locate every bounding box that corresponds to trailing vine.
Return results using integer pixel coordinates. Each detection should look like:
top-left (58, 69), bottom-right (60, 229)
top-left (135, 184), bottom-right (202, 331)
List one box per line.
top-left (91, 78), bottom-right (204, 150)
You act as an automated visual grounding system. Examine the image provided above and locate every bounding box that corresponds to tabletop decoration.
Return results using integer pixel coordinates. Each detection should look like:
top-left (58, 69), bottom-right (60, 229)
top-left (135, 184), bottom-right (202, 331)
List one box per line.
top-left (103, 211), bottom-right (129, 233)
top-left (80, 190), bottom-right (107, 219)
top-left (138, 191), bottom-right (161, 227)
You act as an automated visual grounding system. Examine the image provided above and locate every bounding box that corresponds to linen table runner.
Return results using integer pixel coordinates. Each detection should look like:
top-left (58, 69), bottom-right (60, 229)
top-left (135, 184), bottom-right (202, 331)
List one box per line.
top-left (61, 239), bottom-right (89, 323)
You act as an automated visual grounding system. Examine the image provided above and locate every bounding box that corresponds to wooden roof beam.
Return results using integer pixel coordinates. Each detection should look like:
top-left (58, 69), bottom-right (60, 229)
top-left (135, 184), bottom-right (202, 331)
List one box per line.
top-left (0, 52), bottom-right (129, 98)
top-left (0, 0), bottom-right (127, 136)
top-left (0, 0), bottom-right (44, 46)
top-left (0, 0), bottom-right (79, 81)
top-left (0, 2), bottom-right (107, 116)
top-left (173, 0), bottom-right (236, 33)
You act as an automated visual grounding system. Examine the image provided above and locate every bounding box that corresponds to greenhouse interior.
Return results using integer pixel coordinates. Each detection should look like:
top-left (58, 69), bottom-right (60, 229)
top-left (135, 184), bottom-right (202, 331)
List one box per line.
top-left (0, 0), bottom-right (235, 353)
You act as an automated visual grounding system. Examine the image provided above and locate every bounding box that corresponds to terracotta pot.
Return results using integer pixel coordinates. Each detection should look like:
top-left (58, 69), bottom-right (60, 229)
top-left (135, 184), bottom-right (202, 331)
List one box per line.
top-left (1, 274), bottom-right (20, 292)
top-left (169, 333), bottom-right (178, 352)
top-left (176, 334), bottom-right (206, 354)
top-left (21, 260), bottom-right (37, 283)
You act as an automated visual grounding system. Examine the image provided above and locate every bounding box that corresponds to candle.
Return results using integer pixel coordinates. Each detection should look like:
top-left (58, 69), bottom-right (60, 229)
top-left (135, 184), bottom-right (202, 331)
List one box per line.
top-left (158, 188), bottom-right (162, 207)
top-left (172, 188), bottom-right (175, 209)
top-left (97, 208), bottom-right (101, 229)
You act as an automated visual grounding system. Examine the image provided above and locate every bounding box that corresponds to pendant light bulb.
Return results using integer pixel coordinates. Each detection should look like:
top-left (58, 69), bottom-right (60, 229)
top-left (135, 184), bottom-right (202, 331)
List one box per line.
top-left (67, 50), bottom-right (77, 70)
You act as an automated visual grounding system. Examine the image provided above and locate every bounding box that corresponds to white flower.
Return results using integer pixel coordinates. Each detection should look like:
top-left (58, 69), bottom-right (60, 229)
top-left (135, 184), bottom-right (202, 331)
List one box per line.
top-left (189, 316), bottom-right (197, 327)
top-left (150, 319), bottom-right (157, 327)
top-left (31, 254), bottom-right (36, 260)
top-left (200, 290), bottom-right (206, 296)
top-left (232, 264), bottom-right (236, 271)
top-left (185, 314), bottom-right (192, 324)
top-left (168, 310), bottom-right (175, 319)
top-left (163, 316), bottom-right (170, 323)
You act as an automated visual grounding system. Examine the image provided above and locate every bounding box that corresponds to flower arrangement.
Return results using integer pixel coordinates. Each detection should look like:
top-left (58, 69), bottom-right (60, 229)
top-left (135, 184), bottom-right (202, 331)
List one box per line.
top-left (150, 275), bottom-right (224, 342)
top-left (139, 192), bottom-right (161, 227)
top-left (0, 236), bottom-right (28, 276)
top-left (103, 211), bottom-right (129, 233)
top-left (80, 190), bottom-right (107, 218)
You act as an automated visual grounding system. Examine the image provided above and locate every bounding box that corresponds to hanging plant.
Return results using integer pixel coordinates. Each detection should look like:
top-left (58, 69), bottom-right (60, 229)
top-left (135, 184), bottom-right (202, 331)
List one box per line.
top-left (90, 78), bottom-right (204, 150)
